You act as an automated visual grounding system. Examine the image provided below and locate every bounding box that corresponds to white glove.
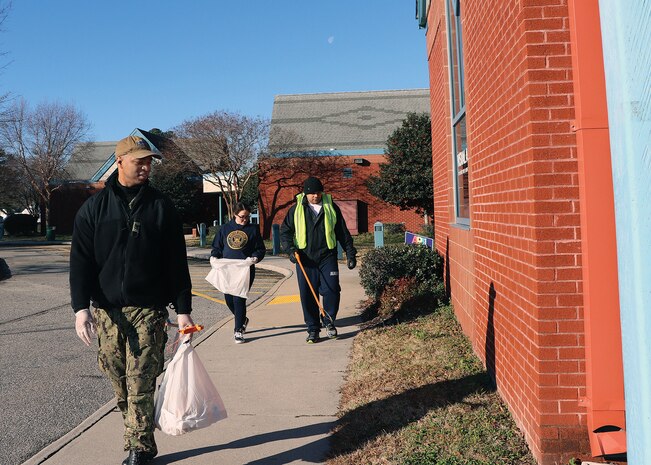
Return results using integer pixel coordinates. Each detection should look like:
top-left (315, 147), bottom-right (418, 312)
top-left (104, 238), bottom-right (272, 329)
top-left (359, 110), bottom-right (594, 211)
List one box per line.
top-left (75, 309), bottom-right (96, 346)
top-left (177, 313), bottom-right (195, 330)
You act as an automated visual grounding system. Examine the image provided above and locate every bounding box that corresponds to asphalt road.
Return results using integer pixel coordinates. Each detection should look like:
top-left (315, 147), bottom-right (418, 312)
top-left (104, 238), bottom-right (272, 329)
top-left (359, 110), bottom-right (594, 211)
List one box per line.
top-left (0, 244), bottom-right (282, 465)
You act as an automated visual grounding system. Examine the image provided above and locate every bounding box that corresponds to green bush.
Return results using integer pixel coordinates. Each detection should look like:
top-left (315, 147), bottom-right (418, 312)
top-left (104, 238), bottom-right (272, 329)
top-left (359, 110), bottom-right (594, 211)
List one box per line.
top-left (419, 223), bottom-right (434, 237)
top-left (383, 222), bottom-right (406, 235)
top-left (359, 244), bottom-right (444, 299)
top-left (377, 276), bottom-right (423, 323)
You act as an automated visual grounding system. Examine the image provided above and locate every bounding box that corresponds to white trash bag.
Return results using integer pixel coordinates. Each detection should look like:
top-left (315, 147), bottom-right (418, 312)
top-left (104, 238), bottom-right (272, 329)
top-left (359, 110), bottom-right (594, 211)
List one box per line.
top-left (154, 337), bottom-right (227, 435)
top-left (205, 257), bottom-right (255, 298)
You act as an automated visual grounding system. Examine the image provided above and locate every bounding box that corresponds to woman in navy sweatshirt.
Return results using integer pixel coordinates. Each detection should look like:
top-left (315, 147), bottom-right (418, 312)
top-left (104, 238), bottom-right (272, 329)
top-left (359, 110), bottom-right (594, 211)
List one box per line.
top-left (211, 202), bottom-right (266, 343)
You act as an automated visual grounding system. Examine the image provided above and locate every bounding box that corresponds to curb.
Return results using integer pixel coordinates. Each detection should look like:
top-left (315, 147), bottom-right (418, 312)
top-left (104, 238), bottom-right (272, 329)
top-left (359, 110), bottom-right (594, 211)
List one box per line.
top-left (0, 241), bottom-right (71, 247)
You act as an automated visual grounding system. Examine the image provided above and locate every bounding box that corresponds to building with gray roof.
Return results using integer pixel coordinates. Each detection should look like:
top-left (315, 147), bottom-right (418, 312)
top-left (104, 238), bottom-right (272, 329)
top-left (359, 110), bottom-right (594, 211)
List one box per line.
top-left (270, 89), bottom-right (430, 152)
top-left (259, 89), bottom-right (431, 238)
top-left (65, 141), bottom-right (117, 182)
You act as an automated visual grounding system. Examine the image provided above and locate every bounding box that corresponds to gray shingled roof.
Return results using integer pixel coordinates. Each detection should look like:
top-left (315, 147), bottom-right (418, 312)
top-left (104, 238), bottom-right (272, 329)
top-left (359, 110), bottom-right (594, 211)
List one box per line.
top-left (270, 89), bottom-right (430, 151)
top-left (65, 141), bottom-right (117, 181)
top-left (64, 129), bottom-right (196, 182)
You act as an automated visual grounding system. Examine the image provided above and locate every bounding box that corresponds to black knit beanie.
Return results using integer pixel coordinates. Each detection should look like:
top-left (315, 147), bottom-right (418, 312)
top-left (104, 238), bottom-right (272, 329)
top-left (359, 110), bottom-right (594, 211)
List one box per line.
top-left (303, 176), bottom-right (324, 194)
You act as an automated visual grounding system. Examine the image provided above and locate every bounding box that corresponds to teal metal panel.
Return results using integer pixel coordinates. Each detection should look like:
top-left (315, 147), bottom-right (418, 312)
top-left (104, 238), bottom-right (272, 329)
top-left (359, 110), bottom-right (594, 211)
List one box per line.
top-left (416, 0), bottom-right (428, 29)
top-left (599, 1), bottom-right (651, 463)
top-left (90, 155), bottom-right (116, 182)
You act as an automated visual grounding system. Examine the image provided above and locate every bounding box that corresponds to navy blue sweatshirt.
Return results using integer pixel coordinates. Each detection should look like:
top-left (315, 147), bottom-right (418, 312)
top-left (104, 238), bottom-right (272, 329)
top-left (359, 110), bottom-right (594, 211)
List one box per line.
top-left (211, 219), bottom-right (266, 262)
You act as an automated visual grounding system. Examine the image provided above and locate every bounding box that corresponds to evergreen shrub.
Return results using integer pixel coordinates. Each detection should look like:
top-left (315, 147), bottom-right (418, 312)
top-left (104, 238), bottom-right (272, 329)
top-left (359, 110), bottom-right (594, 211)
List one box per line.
top-left (359, 243), bottom-right (444, 299)
top-left (419, 223), bottom-right (434, 237)
top-left (383, 222), bottom-right (406, 235)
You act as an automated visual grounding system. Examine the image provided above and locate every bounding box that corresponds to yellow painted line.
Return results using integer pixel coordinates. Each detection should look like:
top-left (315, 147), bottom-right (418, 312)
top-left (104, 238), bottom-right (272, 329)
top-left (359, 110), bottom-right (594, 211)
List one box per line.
top-left (268, 295), bottom-right (301, 305)
top-left (192, 291), bottom-right (226, 304)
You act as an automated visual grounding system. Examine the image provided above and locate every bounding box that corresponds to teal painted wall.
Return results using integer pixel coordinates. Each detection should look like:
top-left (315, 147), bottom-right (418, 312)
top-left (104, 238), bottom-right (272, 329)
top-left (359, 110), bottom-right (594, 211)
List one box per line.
top-left (599, 1), bottom-right (651, 463)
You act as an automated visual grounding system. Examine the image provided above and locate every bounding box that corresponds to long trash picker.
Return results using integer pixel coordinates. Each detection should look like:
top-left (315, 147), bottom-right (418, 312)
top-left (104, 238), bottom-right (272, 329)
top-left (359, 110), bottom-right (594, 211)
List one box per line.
top-left (294, 251), bottom-right (335, 326)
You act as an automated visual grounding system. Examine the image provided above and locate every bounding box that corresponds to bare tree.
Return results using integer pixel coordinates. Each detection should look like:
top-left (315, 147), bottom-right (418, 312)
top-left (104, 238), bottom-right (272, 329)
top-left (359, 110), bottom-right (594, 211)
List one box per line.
top-left (0, 99), bottom-right (92, 232)
top-left (172, 110), bottom-right (269, 219)
top-left (257, 127), bottom-right (359, 238)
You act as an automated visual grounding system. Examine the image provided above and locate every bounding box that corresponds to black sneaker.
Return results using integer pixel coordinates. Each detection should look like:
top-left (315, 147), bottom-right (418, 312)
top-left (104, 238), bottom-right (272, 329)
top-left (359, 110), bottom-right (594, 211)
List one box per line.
top-left (242, 316), bottom-right (250, 333)
top-left (122, 449), bottom-right (155, 465)
top-left (306, 330), bottom-right (319, 344)
top-left (325, 323), bottom-right (338, 339)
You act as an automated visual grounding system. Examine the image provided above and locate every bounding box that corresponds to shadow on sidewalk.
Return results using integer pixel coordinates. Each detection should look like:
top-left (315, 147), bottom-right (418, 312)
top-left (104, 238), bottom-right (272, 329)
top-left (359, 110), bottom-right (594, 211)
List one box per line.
top-left (244, 324), bottom-right (306, 342)
top-left (332, 315), bottom-right (362, 328)
top-left (154, 421), bottom-right (333, 464)
top-left (243, 322), bottom-right (360, 342)
top-left (327, 372), bottom-right (495, 459)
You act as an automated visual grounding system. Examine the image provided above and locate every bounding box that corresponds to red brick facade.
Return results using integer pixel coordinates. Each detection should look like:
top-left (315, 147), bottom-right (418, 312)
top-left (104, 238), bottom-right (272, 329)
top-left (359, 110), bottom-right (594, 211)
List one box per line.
top-left (257, 153), bottom-right (426, 239)
top-left (49, 182), bottom-right (106, 235)
top-left (423, 1), bottom-right (611, 463)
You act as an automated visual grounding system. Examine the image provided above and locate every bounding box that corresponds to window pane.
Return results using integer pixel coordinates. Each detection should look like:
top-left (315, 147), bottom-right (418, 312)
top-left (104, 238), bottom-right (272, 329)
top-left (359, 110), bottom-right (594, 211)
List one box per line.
top-left (447, 0), bottom-right (469, 223)
top-left (343, 167), bottom-right (353, 179)
top-left (455, 116), bottom-right (469, 219)
top-left (448, 0), bottom-right (461, 116)
top-left (455, 14), bottom-right (465, 109)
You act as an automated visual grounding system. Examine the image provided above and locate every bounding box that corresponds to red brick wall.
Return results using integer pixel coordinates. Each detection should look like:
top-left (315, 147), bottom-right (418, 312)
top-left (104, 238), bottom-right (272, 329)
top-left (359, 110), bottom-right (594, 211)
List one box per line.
top-left (49, 182), bottom-right (106, 234)
top-left (258, 153), bottom-right (426, 239)
top-left (426, 1), bottom-right (587, 463)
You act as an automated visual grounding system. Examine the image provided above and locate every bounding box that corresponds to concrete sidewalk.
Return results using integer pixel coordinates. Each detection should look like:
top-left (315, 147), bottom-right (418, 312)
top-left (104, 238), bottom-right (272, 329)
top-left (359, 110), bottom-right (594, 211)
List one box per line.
top-left (25, 252), bottom-right (366, 465)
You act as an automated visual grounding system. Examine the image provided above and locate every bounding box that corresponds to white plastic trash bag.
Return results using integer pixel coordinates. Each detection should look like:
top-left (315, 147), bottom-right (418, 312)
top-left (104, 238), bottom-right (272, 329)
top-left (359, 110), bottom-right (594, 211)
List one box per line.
top-left (154, 337), bottom-right (227, 435)
top-left (205, 257), bottom-right (255, 298)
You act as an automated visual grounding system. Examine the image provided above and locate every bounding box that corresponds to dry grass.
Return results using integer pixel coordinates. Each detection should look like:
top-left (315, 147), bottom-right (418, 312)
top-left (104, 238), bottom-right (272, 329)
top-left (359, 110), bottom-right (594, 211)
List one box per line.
top-left (327, 305), bottom-right (537, 465)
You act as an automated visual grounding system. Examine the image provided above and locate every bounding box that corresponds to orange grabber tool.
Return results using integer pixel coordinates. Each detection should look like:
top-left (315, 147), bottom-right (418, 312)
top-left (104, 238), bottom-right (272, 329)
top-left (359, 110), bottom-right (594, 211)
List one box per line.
top-left (178, 324), bottom-right (204, 334)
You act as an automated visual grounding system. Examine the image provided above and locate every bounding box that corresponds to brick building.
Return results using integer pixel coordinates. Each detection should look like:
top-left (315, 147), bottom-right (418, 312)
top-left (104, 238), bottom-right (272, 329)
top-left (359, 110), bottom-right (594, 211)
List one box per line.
top-left (258, 89), bottom-right (430, 239)
top-left (418, 0), bottom-right (631, 464)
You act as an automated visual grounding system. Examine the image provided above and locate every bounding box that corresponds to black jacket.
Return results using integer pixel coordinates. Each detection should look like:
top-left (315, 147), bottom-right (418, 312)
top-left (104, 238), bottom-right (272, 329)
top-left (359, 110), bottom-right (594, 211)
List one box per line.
top-left (280, 195), bottom-right (356, 263)
top-left (211, 219), bottom-right (266, 261)
top-left (69, 172), bottom-right (192, 314)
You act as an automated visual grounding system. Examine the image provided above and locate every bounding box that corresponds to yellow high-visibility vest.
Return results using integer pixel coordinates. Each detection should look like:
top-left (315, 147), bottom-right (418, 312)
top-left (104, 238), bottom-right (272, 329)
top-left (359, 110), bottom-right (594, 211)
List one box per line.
top-left (293, 193), bottom-right (337, 250)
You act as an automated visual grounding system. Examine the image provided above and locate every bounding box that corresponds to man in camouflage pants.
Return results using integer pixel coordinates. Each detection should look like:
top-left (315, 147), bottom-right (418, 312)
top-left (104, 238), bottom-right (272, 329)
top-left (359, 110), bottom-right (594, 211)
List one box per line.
top-left (71, 135), bottom-right (194, 465)
top-left (94, 307), bottom-right (168, 454)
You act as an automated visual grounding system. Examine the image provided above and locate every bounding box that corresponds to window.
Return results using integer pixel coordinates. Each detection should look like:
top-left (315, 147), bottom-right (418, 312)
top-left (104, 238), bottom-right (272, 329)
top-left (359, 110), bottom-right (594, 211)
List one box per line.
top-left (343, 167), bottom-right (353, 179)
top-left (416, 0), bottom-right (431, 29)
top-left (446, 0), bottom-right (469, 224)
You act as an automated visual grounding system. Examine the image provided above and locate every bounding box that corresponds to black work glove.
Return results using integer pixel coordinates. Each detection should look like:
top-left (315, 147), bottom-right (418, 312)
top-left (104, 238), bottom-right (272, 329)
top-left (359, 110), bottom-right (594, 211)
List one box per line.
top-left (347, 255), bottom-right (357, 270)
top-left (288, 249), bottom-right (298, 264)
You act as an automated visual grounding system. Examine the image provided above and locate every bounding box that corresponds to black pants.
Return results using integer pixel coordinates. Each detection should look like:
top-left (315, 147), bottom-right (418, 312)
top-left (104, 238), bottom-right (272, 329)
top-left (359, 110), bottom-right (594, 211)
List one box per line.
top-left (225, 266), bottom-right (255, 331)
top-left (295, 254), bottom-right (340, 332)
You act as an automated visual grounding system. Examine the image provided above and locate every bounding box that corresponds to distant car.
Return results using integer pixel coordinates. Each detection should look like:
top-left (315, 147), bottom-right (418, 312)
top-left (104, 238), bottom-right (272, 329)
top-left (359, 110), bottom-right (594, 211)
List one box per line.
top-left (3, 214), bottom-right (38, 236)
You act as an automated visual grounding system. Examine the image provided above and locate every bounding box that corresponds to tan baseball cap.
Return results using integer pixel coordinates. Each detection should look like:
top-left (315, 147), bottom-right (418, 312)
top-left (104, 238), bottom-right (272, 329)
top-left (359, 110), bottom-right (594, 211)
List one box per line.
top-left (115, 136), bottom-right (161, 159)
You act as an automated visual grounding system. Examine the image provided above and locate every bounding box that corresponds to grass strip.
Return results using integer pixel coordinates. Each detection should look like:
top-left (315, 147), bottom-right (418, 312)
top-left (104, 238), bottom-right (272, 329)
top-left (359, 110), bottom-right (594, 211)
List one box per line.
top-left (327, 305), bottom-right (537, 465)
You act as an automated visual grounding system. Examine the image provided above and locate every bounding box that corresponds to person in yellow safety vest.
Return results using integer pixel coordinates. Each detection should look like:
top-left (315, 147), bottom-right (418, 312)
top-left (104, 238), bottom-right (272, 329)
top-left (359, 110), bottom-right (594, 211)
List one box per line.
top-left (280, 176), bottom-right (357, 344)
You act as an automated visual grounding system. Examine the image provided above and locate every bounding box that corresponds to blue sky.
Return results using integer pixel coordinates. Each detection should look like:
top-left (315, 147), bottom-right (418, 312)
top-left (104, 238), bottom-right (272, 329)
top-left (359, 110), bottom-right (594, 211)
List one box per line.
top-left (1, 1), bottom-right (429, 142)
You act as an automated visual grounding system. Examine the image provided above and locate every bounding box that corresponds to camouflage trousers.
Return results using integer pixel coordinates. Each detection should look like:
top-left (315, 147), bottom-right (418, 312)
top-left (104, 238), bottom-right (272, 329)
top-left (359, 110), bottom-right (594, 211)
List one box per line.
top-left (94, 306), bottom-right (168, 455)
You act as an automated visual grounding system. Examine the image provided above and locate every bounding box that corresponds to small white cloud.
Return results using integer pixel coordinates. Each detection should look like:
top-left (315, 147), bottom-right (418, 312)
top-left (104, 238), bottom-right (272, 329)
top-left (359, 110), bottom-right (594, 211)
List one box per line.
top-left (327, 36), bottom-right (335, 44)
